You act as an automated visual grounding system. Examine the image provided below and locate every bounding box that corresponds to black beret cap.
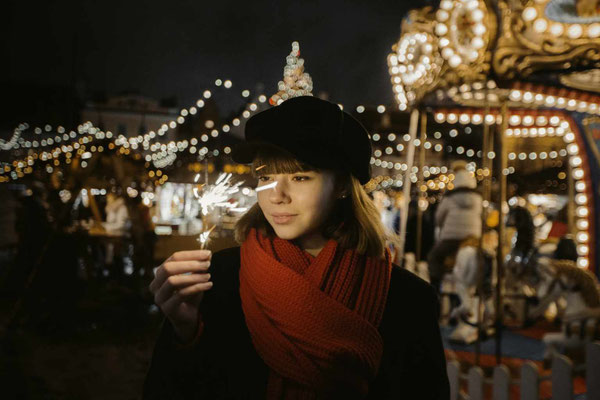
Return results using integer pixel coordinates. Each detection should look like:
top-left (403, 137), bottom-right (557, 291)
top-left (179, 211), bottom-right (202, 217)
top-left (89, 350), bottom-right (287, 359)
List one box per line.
top-left (231, 96), bottom-right (372, 184)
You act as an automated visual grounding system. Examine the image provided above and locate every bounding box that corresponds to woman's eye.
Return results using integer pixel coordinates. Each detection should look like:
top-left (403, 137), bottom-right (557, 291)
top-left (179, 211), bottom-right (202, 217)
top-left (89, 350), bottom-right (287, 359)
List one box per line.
top-left (292, 175), bottom-right (310, 182)
top-left (257, 176), bottom-right (271, 182)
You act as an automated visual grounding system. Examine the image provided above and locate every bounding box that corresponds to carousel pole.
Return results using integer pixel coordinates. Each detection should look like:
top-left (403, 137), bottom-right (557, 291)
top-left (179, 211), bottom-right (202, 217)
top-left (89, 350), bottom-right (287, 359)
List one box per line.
top-left (397, 108), bottom-right (420, 264)
top-left (494, 102), bottom-right (509, 365)
top-left (567, 162), bottom-right (575, 234)
top-left (475, 106), bottom-right (491, 366)
top-left (415, 112), bottom-right (427, 262)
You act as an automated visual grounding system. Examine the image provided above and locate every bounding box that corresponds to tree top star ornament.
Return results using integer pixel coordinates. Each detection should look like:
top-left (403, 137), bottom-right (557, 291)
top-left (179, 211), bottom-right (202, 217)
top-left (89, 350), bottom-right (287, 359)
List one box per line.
top-left (269, 41), bottom-right (314, 106)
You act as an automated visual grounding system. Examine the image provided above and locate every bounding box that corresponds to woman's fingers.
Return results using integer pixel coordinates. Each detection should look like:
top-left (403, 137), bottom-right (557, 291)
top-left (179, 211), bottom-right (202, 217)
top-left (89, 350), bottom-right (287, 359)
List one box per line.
top-left (160, 283), bottom-right (213, 318)
top-left (150, 260), bottom-right (210, 292)
top-left (153, 273), bottom-right (211, 305)
top-left (167, 250), bottom-right (212, 263)
top-left (178, 281), bottom-right (213, 296)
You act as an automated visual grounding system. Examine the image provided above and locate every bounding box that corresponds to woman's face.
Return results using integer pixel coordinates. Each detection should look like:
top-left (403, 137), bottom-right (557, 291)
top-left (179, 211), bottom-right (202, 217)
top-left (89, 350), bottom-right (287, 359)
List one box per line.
top-left (256, 170), bottom-right (337, 242)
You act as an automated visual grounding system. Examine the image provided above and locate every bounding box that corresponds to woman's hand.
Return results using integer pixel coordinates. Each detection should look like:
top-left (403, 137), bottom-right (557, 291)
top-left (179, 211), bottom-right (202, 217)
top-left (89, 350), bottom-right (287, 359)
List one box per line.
top-left (149, 250), bottom-right (213, 343)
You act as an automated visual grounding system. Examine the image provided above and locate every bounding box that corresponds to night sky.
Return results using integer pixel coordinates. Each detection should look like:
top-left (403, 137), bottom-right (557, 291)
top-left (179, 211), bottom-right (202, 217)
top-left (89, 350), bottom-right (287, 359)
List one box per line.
top-left (5, 0), bottom-right (433, 119)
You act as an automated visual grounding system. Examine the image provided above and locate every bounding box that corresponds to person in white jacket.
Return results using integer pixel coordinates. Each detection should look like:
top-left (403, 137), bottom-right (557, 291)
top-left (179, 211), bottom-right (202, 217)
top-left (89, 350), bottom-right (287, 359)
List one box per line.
top-left (427, 165), bottom-right (482, 292)
top-left (104, 193), bottom-right (130, 236)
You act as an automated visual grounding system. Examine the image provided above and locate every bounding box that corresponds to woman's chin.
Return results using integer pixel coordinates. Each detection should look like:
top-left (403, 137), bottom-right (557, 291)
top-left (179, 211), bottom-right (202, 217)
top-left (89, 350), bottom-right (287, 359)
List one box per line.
top-left (271, 226), bottom-right (302, 240)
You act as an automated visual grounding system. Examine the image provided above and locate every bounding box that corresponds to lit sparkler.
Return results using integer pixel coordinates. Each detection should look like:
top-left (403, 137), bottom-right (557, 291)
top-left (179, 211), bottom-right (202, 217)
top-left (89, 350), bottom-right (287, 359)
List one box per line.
top-left (193, 172), bottom-right (247, 249)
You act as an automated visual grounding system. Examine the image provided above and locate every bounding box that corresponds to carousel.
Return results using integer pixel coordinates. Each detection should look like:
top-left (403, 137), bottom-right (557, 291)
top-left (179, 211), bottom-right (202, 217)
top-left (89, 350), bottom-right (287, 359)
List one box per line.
top-left (383, 0), bottom-right (600, 397)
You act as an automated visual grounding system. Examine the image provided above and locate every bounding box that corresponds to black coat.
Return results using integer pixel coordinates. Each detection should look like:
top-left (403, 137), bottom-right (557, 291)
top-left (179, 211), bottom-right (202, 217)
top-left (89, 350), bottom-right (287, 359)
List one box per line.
top-left (143, 246), bottom-right (450, 399)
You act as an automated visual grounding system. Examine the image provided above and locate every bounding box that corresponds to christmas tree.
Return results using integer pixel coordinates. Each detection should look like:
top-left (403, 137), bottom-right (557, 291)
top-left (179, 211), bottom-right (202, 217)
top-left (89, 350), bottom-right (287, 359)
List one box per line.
top-left (269, 41), bottom-right (313, 105)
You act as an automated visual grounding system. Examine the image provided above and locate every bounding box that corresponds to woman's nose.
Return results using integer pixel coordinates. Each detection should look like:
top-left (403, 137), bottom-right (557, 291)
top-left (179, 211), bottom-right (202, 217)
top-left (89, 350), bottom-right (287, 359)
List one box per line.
top-left (268, 178), bottom-right (290, 203)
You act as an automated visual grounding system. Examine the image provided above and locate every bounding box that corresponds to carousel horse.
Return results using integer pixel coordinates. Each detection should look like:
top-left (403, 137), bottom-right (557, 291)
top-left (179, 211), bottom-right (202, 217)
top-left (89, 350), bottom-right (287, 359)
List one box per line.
top-left (440, 235), bottom-right (496, 344)
top-left (504, 206), bottom-right (597, 326)
top-left (540, 258), bottom-right (600, 362)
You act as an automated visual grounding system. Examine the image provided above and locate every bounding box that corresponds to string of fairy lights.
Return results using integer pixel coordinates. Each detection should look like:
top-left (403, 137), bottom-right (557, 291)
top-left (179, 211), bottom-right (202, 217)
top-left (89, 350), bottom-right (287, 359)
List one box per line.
top-left (0, 78), bottom-right (274, 182)
top-left (0, 89), bottom-right (575, 185)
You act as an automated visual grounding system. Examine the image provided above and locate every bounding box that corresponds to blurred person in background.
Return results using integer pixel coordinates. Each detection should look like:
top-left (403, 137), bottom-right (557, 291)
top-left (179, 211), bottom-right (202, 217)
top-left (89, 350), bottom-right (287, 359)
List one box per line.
top-left (427, 162), bottom-right (482, 293)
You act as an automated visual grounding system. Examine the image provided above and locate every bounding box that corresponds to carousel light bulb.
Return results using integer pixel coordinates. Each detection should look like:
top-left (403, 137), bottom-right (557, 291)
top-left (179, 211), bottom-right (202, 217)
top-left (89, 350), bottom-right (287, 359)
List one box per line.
top-left (522, 7), bottom-right (537, 21)
top-left (577, 232), bottom-right (589, 243)
top-left (472, 114), bottom-right (483, 124)
top-left (510, 90), bottom-right (522, 101)
top-left (577, 219), bottom-right (589, 230)
top-left (578, 244), bottom-right (589, 255)
top-left (570, 156), bottom-right (582, 167)
top-left (565, 132), bottom-right (575, 142)
top-left (473, 24), bottom-right (486, 36)
top-left (447, 113), bottom-right (458, 123)
top-left (534, 18), bottom-right (548, 33)
top-left (442, 47), bottom-right (454, 59)
top-left (440, 0), bottom-right (452, 10)
top-left (567, 99), bottom-right (578, 109)
top-left (589, 23), bottom-right (600, 38)
top-left (437, 9), bottom-right (449, 21)
top-left (448, 55), bottom-right (462, 68)
top-left (576, 181), bottom-right (586, 191)
top-left (578, 258), bottom-right (589, 268)
top-left (568, 24), bottom-right (583, 39)
top-left (485, 114), bottom-right (495, 124)
top-left (472, 9), bottom-right (484, 22)
top-left (576, 193), bottom-right (587, 205)
top-left (435, 23), bottom-right (448, 36)
top-left (435, 113), bottom-right (446, 123)
top-left (577, 207), bottom-right (589, 217)
top-left (459, 114), bottom-right (470, 124)
top-left (550, 23), bottom-right (564, 36)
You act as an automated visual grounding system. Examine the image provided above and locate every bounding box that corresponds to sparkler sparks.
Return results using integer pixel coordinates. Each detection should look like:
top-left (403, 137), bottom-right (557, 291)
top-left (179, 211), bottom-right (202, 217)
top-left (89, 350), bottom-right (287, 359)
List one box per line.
top-left (255, 181), bottom-right (278, 192)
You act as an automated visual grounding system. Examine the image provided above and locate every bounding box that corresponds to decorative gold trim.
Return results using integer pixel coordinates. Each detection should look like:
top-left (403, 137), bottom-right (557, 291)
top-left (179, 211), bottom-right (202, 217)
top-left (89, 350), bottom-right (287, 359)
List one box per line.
top-left (494, 0), bottom-right (600, 78)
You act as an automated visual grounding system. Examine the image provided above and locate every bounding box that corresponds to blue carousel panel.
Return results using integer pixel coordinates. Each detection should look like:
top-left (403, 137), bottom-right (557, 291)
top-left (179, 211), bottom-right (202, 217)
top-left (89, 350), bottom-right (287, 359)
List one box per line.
top-left (582, 118), bottom-right (600, 166)
top-left (574, 114), bottom-right (600, 278)
top-left (545, 0), bottom-right (600, 23)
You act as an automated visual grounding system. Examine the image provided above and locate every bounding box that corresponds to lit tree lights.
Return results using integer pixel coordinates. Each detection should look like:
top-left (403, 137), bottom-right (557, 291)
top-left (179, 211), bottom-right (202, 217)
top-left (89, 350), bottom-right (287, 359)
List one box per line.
top-left (269, 41), bottom-right (314, 105)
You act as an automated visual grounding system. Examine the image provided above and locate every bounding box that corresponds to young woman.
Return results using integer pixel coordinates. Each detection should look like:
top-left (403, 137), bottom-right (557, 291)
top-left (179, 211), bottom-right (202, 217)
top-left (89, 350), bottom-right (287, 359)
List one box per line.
top-left (143, 96), bottom-right (449, 399)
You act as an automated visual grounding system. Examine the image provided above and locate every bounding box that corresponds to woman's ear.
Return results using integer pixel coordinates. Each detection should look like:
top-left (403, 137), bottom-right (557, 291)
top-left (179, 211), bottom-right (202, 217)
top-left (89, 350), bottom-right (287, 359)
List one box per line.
top-left (334, 172), bottom-right (350, 200)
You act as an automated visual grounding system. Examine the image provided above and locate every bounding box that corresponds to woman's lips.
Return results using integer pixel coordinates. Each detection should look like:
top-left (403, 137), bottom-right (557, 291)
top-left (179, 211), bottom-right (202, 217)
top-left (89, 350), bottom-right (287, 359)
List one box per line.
top-left (271, 214), bottom-right (297, 224)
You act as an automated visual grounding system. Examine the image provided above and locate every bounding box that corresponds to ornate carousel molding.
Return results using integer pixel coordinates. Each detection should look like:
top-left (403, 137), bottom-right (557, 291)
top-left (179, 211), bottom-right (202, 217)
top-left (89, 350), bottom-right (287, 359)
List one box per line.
top-left (494, 0), bottom-right (600, 79)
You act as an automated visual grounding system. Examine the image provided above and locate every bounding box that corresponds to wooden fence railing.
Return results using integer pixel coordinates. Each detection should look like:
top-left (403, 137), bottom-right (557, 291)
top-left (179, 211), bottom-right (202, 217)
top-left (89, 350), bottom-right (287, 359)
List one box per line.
top-left (447, 342), bottom-right (600, 400)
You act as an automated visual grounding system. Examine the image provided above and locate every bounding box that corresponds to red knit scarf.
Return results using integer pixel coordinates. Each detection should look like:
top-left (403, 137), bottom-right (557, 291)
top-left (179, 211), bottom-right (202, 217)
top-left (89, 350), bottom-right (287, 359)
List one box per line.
top-left (239, 228), bottom-right (392, 399)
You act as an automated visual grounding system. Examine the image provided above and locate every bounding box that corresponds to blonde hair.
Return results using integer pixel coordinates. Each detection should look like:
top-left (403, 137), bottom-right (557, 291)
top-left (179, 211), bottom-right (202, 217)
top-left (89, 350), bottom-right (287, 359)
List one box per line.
top-left (234, 146), bottom-right (396, 258)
